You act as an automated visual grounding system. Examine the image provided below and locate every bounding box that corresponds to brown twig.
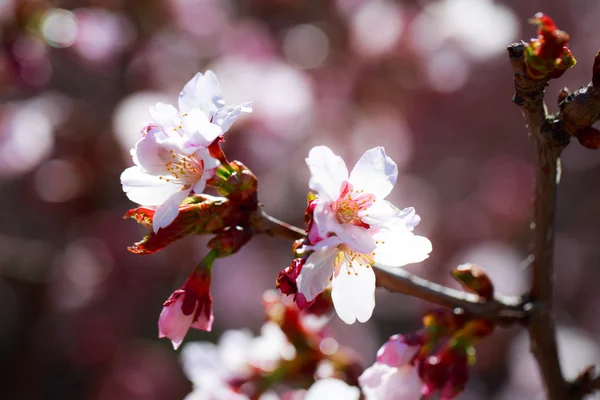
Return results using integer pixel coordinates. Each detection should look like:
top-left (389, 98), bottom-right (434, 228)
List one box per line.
top-left (252, 210), bottom-right (526, 325)
top-left (373, 265), bottom-right (525, 325)
top-left (507, 41), bottom-right (600, 400)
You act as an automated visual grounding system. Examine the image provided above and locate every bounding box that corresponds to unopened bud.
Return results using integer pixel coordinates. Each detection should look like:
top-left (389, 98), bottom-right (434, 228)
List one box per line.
top-left (576, 126), bottom-right (600, 149)
top-left (451, 263), bottom-right (494, 300)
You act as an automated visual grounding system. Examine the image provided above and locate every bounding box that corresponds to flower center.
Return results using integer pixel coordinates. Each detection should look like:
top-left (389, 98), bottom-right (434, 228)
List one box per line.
top-left (160, 149), bottom-right (204, 186)
top-left (334, 245), bottom-right (375, 276)
top-left (332, 182), bottom-right (374, 228)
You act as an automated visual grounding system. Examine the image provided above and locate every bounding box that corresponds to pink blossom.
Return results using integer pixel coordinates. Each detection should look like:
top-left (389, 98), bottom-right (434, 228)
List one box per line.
top-left (158, 270), bottom-right (214, 350)
top-left (358, 334), bottom-right (423, 400)
top-left (297, 146), bottom-right (432, 324)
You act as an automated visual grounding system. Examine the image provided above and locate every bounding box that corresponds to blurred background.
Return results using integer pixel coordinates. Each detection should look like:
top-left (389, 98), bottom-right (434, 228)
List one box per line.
top-left (1, 0), bottom-right (600, 399)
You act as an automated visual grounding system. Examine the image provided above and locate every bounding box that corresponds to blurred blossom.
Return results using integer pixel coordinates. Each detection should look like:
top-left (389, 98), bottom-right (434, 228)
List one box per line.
top-left (410, 0), bottom-right (518, 61)
top-left (72, 8), bottom-right (135, 64)
top-left (0, 93), bottom-right (70, 177)
top-left (497, 326), bottom-right (600, 400)
top-left (426, 47), bottom-right (470, 93)
top-left (350, 1), bottom-right (404, 57)
top-left (211, 56), bottom-right (314, 134)
top-left (220, 19), bottom-right (277, 59)
top-left (452, 242), bottom-right (528, 296)
top-left (283, 24), bottom-right (330, 69)
top-left (51, 238), bottom-right (114, 310)
top-left (34, 159), bottom-right (84, 203)
top-left (112, 92), bottom-right (171, 154)
top-left (181, 325), bottom-right (296, 398)
top-left (12, 34), bottom-right (47, 63)
top-left (335, 0), bottom-right (367, 18)
top-left (41, 8), bottom-right (78, 48)
top-left (305, 378), bottom-right (360, 400)
top-left (11, 34), bottom-right (52, 86)
top-left (169, 0), bottom-right (230, 37)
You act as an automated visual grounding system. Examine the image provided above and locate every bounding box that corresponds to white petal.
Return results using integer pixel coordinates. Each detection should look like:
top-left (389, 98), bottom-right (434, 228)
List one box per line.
top-left (152, 188), bottom-right (192, 232)
top-left (335, 223), bottom-right (376, 254)
top-left (306, 146), bottom-right (348, 202)
top-left (121, 166), bottom-right (184, 206)
top-left (296, 246), bottom-right (338, 302)
top-left (398, 207), bottom-right (421, 230)
top-left (180, 342), bottom-right (223, 387)
top-left (348, 146), bottom-right (397, 199)
top-left (178, 71), bottom-right (225, 117)
top-left (331, 260), bottom-right (376, 324)
top-left (305, 379), bottom-right (360, 400)
top-left (312, 203), bottom-right (375, 254)
top-left (360, 200), bottom-right (401, 227)
top-left (373, 228), bottom-right (432, 267)
top-left (359, 363), bottom-right (422, 400)
top-left (181, 108), bottom-right (223, 151)
top-left (133, 129), bottom-right (176, 175)
top-left (149, 103), bottom-right (179, 131)
top-left (239, 101), bottom-right (253, 113)
top-left (212, 105), bottom-right (242, 133)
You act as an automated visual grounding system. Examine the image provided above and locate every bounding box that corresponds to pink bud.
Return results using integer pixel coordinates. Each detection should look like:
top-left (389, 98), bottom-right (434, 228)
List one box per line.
top-left (276, 258), bottom-right (305, 296)
top-left (158, 270), bottom-right (214, 349)
top-left (376, 334), bottom-right (420, 367)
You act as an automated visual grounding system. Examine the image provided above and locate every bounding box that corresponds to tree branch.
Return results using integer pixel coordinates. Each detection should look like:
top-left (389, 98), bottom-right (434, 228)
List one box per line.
top-left (252, 210), bottom-right (526, 325)
top-left (509, 42), bottom-right (572, 400)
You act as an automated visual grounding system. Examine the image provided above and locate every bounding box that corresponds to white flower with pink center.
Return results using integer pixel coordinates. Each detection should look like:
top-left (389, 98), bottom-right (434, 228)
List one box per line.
top-left (297, 146), bottom-right (432, 324)
top-left (120, 71), bottom-right (252, 232)
top-left (120, 123), bottom-right (220, 232)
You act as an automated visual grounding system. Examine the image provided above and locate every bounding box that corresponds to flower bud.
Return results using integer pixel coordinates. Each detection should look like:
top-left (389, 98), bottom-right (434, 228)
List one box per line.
top-left (576, 126), bottom-right (600, 149)
top-left (207, 226), bottom-right (252, 257)
top-left (523, 13), bottom-right (576, 81)
top-left (277, 258), bottom-right (305, 296)
top-left (451, 263), bottom-right (495, 300)
top-left (159, 267), bottom-right (214, 349)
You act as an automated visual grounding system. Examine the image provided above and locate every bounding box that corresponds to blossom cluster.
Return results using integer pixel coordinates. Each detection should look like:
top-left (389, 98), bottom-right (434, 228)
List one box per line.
top-left (180, 291), bottom-right (362, 399)
top-left (119, 71), bottom-right (476, 399)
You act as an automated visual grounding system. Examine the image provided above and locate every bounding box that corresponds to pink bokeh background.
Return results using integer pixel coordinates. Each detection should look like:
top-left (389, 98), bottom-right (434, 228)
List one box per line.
top-left (1, 0), bottom-right (599, 398)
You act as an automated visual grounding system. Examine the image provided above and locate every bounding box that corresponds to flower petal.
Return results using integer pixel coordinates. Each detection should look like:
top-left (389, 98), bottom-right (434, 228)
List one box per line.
top-left (121, 166), bottom-right (184, 206)
top-left (212, 105), bottom-right (242, 133)
top-left (360, 200), bottom-right (401, 227)
top-left (348, 146), bottom-right (397, 199)
top-left (296, 246), bottom-right (339, 302)
top-left (191, 309), bottom-right (214, 332)
top-left (178, 71), bottom-right (225, 118)
top-left (158, 296), bottom-right (195, 350)
top-left (306, 146), bottom-right (348, 202)
top-left (359, 363), bottom-right (422, 400)
top-left (373, 227), bottom-right (432, 267)
top-left (376, 335), bottom-right (420, 367)
top-left (134, 129), bottom-right (178, 175)
top-left (312, 203), bottom-right (376, 253)
top-left (305, 379), bottom-right (361, 400)
top-left (331, 260), bottom-right (376, 324)
top-left (152, 188), bottom-right (192, 232)
top-left (149, 103), bottom-right (180, 132)
top-left (181, 108), bottom-right (223, 151)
